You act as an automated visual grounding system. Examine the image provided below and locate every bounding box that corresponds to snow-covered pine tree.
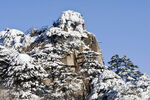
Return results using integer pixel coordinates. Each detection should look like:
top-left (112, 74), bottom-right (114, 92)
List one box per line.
top-left (88, 70), bottom-right (125, 100)
top-left (0, 46), bottom-right (47, 99)
top-left (80, 50), bottom-right (105, 77)
top-left (108, 54), bottom-right (143, 83)
top-left (77, 50), bottom-right (106, 99)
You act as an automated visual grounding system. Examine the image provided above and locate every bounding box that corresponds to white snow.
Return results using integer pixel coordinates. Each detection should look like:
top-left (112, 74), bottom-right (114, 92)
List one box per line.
top-left (46, 27), bottom-right (87, 38)
top-left (22, 34), bottom-right (36, 47)
top-left (11, 53), bottom-right (33, 65)
top-left (55, 10), bottom-right (85, 33)
top-left (0, 28), bottom-right (24, 49)
top-left (59, 10), bottom-right (84, 25)
top-left (0, 10), bottom-right (150, 100)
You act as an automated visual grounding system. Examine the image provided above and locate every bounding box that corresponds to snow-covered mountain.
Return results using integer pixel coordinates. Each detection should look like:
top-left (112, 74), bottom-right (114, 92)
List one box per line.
top-left (0, 10), bottom-right (150, 100)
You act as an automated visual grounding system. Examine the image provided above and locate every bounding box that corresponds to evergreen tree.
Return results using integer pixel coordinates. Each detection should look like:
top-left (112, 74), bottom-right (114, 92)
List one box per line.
top-left (80, 50), bottom-right (105, 76)
top-left (108, 54), bottom-right (143, 83)
top-left (0, 46), bottom-right (47, 99)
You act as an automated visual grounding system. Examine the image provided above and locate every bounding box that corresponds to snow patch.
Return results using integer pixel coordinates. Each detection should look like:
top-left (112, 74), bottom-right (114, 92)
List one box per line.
top-left (11, 53), bottom-right (33, 65)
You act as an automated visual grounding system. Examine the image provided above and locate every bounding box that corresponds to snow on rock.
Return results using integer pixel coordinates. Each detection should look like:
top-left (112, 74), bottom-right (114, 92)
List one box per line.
top-left (59, 10), bottom-right (84, 25)
top-left (0, 10), bottom-right (150, 100)
top-left (22, 34), bottom-right (36, 47)
top-left (0, 28), bottom-right (24, 49)
top-left (54, 10), bottom-right (85, 33)
top-left (89, 70), bottom-right (125, 100)
top-left (135, 73), bottom-right (150, 99)
top-left (99, 70), bottom-right (121, 80)
top-left (0, 30), bottom-right (6, 38)
top-left (4, 28), bottom-right (24, 36)
top-left (89, 71), bottom-right (150, 100)
top-left (45, 27), bottom-right (87, 40)
top-left (0, 46), bottom-right (48, 99)
top-left (11, 53), bottom-right (33, 65)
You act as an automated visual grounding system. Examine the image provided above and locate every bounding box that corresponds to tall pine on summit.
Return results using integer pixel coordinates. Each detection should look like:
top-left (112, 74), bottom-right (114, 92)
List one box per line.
top-left (108, 54), bottom-right (143, 83)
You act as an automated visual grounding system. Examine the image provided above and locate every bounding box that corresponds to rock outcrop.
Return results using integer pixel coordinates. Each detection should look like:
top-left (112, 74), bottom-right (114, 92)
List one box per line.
top-left (0, 10), bottom-right (104, 100)
top-left (60, 31), bottom-right (104, 66)
top-left (0, 10), bottom-right (149, 100)
top-left (53, 10), bottom-right (104, 66)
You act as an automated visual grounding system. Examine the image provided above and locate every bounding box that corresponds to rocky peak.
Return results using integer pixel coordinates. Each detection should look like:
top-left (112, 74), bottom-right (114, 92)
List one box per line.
top-left (22, 10), bottom-right (104, 66)
top-left (1, 10), bottom-right (148, 100)
top-left (0, 10), bottom-right (105, 99)
top-left (53, 10), bottom-right (85, 33)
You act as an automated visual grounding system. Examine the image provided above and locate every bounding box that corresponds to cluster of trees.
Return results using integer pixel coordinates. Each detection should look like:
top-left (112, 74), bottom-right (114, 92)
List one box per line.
top-left (108, 54), bottom-right (143, 84)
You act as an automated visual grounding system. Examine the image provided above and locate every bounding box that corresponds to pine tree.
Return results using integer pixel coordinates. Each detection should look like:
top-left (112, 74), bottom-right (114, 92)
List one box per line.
top-left (80, 50), bottom-right (105, 76)
top-left (0, 46), bottom-right (47, 99)
top-left (108, 54), bottom-right (143, 83)
top-left (77, 50), bottom-right (106, 99)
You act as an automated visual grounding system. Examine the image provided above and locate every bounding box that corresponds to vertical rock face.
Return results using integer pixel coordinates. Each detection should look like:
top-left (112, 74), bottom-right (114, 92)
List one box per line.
top-left (56, 10), bottom-right (104, 66)
top-left (60, 32), bottom-right (104, 66)
top-left (83, 32), bottom-right (103, 65)
top-left (45, 10), bottom-right (105, 99)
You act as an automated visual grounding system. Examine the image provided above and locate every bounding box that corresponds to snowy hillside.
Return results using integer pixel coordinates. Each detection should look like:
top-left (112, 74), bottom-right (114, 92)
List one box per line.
top-left (0, 10), bottom-right (150, 100)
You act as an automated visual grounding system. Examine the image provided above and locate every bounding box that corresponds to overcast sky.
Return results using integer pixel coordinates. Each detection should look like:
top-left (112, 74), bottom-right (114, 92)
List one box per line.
top-left (0, 0), bottom-right (150, 74)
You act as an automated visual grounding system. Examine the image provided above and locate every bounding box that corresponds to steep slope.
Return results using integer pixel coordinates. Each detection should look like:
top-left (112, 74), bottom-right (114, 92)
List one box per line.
top-left (0, 10), bottom-right (150, 100)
